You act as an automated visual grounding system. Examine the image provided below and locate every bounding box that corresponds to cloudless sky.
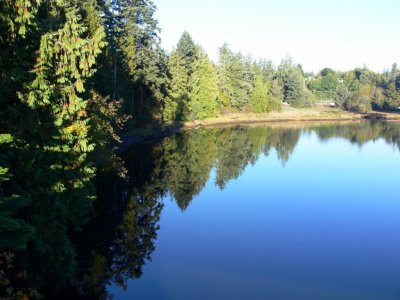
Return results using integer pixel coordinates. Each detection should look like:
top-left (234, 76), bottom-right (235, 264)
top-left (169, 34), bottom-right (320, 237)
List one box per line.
top-left (153, 0), bottom-right (399, 73)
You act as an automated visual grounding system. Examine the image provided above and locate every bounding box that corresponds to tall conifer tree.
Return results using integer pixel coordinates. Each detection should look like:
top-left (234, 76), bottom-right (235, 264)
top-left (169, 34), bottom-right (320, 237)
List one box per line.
top-left (188, 50), bottom-right (219, 120)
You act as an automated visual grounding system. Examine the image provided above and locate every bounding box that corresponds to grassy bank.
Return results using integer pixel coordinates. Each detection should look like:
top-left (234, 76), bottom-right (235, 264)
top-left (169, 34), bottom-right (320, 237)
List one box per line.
top-left (119, 106), bottom-right (400, 151)
top-left (182, 106), bottom-right (400, 128)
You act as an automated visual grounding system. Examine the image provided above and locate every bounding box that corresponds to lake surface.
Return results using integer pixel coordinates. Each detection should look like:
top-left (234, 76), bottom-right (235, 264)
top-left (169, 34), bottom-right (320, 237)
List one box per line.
top-left (105, 121), bottom-right (400, 300)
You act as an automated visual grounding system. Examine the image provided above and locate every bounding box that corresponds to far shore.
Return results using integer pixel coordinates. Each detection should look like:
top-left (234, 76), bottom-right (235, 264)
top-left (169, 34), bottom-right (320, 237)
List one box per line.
top-left (181, 106), bottom-right (400, 128)
top-left (118, 106), bottom-right (400, 152)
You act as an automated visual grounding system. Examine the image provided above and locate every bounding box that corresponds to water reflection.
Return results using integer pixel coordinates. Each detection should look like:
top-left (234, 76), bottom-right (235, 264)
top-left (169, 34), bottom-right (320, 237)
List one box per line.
top-left (1, 121), bottom-right (400, 298)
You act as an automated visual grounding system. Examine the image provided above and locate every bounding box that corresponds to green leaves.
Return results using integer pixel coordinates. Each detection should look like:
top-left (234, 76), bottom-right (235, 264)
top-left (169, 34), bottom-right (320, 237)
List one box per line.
top-left (3, 0), bottom-right (40, 38)
top-left (75, 79), bottom-right (84, 93)
top-left (188, 50), bottom-right (219, 120)
top-left (251, 76), bottom-right (270, 113)
top-left (0, 134), bottom-right (13, 181)
top-left (217, 44), bottom-right (255, 109)
top-left (0, 134), bottom-right (13, 144)
top-left (276, 57), bottom-right (311, 108)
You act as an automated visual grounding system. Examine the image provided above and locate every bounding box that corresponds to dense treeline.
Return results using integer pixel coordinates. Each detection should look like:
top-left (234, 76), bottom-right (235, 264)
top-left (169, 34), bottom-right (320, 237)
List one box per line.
top-left (163, 36), bottom-right (314, 121)
top-left (0, 1), bottom-right (120, 298)
top-left (164, 32), bottom-right (400, 119)
top-left (0, 0), bottom-right (163, 297)
top-left (307, 65), bottom-right (400, 112)
top-left (0, 2), bottom-right (310, 284)
top-left (1, 0), bottom-right (400, 298)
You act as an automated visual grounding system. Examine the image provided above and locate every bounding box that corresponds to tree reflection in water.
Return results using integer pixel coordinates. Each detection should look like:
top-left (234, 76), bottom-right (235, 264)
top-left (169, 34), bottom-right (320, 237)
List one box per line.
top-left (1, 121), bottom-right (400, 299)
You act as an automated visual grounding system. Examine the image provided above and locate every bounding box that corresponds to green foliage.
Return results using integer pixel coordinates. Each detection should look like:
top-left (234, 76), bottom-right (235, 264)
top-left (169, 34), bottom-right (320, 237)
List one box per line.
top-left (0, 1), bottom-right (128, 296)
top-left (382, 83), bottom-right (400, 109)
top-left (335, 83), bottom-right (350, 109)
top-left (276, 57), bottom-right (311, 107)
top-left (87, 91), bottom-right (128, 176)
top-left (255, 59), bottom-right (275, 83)
top-left (284, 71), bottom-right (307, 107)
top-left (163, 32), bottom-right (199, 121)
top-left (345, 84), bottom-right (372, 112)
top-left (335, 66), bottom-right (400, 111)
top-left (176, 31), bottom-right (198, 77)
top-left (95, 0), bottom-right (167, 122)
top-left (372, 87), bottom-right (385, 109)
top-left (217, 44), bottom-right (255, 109)
top-left (188, 51), bottom-right (219, 120)
top-left (250, 77), bottom-right (270, 113)
top-left (308, 72), bottom-right (338, 99)
top-left (0, 0), bottom-right (44, 39)
top-left (163, 51), bottom-right (189, 121)
top-left (268, 80), bottom-right (283, 112)
top-left (125, 0), bottom-right (167, 117)
top-left (2, 0), bottom-right (400, 297)
top-left (319, 68), bottom-right (334, 77)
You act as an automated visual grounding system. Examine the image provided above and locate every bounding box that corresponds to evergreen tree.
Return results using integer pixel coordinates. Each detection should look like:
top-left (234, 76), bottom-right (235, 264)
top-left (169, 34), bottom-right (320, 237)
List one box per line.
top-left (250, 76), bottom-right (270, 113)
top-left (188, 51), bottom-right (219, 120)
top-left (335, 83), bottom-right (350, 109)
top-left (269, 80), bottom-right (283, 111)
top-left (97, 0), bottom-right (167, 120)
top-left (346, 84), bottom-right (372, 112)
top-left (176, 31), bottom-right (198, 77)
top-left (217, 44), bottom-right (255, 109)
top-left (163, 50), bottom-right (189, 121)
top-left (256, 59), bottom-right (275, 83)
top-left (128, 0), bottom-right (167, 116)
top-left (217, 43), bottom-right (236, 107)
top-left (163, 32), bottom-right (199, 121)
top-left (334, 65), bottom-right (400, 111)
top-left (284, 71), bottom-right (307, 106)
top-left (0, 2), bottom-right (128, 295)
top-left (277, 57), bottom-right (310, 107)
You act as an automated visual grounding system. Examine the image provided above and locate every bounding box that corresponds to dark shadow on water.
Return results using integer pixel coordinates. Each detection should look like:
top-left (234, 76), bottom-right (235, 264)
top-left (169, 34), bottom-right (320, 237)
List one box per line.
top-left (1, 121), bottom-right (400, 298)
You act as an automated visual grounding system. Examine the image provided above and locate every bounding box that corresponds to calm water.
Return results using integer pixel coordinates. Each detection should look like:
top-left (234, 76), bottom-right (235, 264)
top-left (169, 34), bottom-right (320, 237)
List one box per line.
top-left (106, 121), bottom-right (400, 300)
top-left (4, 121), bottom-right (400, 299)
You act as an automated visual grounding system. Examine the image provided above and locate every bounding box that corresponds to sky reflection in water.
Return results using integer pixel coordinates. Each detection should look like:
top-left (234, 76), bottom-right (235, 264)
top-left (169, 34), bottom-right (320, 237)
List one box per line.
top-left (109, 122), bottom-right (400, 300)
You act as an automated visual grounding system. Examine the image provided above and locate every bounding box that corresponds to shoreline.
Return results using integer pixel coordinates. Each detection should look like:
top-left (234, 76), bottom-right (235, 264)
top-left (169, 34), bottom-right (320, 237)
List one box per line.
top-left (181, 108), bottom-right (400, 128)
top-left (118, 107), bottom-right (400, 152)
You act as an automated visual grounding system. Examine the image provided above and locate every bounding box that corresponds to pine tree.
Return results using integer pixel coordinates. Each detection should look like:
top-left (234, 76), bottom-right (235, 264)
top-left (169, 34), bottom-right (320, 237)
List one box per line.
top-left (276, 57), bottom-right (309, 107)
top-left (250, 76), bottom-right (269, 113)
top-left (335, 83), bottom-right (350, 109)
top-left (217, 43), bottom-right (235, 107)
top-left (188, 51), bottom-right (219, 120)
top-left (0, 1), bottom-right (110, 289)
top-left (176, 31), bottom-right (198, 77)
top-left (163, 32), bottom-right (200, 121)
top-left (163, 50), bottom-right (189, 121)
top-left (269, 80), bottom-right (283, 111)
top-left (217, 44), bottom-right (255, 109)
top-left (127, 0), bottom-right (166, 116)
top-left (96, 0), bottom-right (166, 119)
top-left (284, 71), bottom-right (307, 106)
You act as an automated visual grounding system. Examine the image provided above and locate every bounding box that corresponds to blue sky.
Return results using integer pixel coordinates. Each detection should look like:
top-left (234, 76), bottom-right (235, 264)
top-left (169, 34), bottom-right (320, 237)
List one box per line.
top-left (153, 0), bottom-right (399, 73)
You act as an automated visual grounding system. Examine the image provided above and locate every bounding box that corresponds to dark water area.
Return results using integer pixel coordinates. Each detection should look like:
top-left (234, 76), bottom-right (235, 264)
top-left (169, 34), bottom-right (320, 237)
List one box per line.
top-left (2, 121), bottom-right (400, 299)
